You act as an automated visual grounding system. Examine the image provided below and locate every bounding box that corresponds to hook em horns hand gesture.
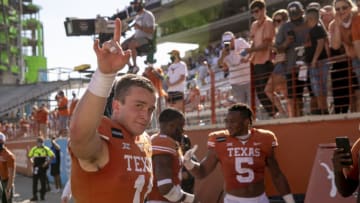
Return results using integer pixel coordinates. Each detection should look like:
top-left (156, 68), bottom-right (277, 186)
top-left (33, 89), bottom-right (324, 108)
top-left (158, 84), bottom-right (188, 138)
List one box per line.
top-left (93, 18), bottom-right (131, 74)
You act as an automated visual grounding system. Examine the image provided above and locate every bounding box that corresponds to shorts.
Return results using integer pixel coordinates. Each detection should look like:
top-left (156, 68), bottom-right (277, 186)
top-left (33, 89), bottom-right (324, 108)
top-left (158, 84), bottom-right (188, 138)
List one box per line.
top-left (273, 63), bottom-right (287, 76)
top-left (286, 73), bottom-right (313, 99)
top-left (309, 61), bottom-right (329, 97)
top-left (167, 91), bottom-right (184, 103)
top-left (122, 36), bottom-right (150, 49)
top-left (224, 193), bottom-right (269, 203)
top-left (50, 163), bottom-right (60, 176)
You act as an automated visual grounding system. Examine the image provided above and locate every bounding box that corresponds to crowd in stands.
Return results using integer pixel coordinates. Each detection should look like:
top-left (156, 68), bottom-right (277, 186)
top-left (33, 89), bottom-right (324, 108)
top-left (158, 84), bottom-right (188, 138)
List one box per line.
top-left (173, 0), bottom-right (360, 120)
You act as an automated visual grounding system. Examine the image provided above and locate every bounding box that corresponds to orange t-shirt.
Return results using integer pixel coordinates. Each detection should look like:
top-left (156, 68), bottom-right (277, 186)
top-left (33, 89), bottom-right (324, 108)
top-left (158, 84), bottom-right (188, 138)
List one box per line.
top-left (147, 133), bottom-right (182, 201)
top-left (207, 128), bottom-right (277, 192)
top-left (70, 117), bottom-right (153, 203)
top-left (144, 68), bottom-right (167, 98)
top-left (0, 148), bottom-right (15, 180)
top-left (36, 109), bottom-right (48, 124)
top-left (249, 16), bottom-right (275, 65)
top-left (352, 13), bottom-right (360, 42)
top-left (57, 97), bottom-right (69, 116)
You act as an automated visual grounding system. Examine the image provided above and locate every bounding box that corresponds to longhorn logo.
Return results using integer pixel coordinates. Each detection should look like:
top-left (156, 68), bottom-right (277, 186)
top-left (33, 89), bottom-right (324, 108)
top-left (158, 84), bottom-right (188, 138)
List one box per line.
top-left (320, 162), bottom-right (337, 197)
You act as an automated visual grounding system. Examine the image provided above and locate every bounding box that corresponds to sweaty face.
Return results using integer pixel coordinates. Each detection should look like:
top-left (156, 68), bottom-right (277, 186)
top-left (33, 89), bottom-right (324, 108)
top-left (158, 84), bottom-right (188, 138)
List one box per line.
top-left (224, 111), bottom-right (249, 137)
top-left (112, 86), bottom-right (156, 136)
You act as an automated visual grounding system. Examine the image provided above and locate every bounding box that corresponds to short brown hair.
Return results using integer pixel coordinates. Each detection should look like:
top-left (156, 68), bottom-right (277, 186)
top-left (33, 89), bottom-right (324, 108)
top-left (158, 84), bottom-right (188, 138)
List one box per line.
top-left (113, 74), bottom-right (156, 104)
top-left (249, 0), bottom-right (265, 10)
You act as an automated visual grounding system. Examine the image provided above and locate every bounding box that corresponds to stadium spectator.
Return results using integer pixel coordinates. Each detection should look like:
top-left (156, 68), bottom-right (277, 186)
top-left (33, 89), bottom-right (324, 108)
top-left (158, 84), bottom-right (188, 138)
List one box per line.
top-left (329, 0), bottom-right (360, 112)
top-left (304, 8), bottom-right (330, 114)
top-left (0, 132), bottom-right (15, 203)
top-left (147, 108), bottom-right (197, 203)
top-left (50, 136), bottom-right (62, 193)
top-left (246, 0), bottom-right (276, 117)
top-left (37, 103), bottom-right (49, 138)
top-left (183, 103), bottom-right (295, 203)
top-left (143, 65), bottom-right (167, 116)
top-left (274, 1), bottom-right (314, 117)
top-left (122, 0), bottom-right (155, 74)
top-left (28, 137), bottom-right (55, 201)
top-left (218, 31), bottom-right (251, 105)
top-left (265, 9), bottom-right (289, 118)
top-left (68, 19), bottom-right (155, 203)
top-left (166, 50), bottom-right (188, 113)
top-left (56, 90), bottom-right (69, 137)
top-left (19, 113), bottom-right (30, 137)
top-left (320, 5), bottom-right (335, 30)
top-left (185, 82), bottom-right (201, 113)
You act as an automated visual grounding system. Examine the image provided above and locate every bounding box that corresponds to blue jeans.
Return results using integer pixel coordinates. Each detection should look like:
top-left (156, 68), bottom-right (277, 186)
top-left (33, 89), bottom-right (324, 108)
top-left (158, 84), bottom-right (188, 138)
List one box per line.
top-left (309, 61), bottom-right (329, 97)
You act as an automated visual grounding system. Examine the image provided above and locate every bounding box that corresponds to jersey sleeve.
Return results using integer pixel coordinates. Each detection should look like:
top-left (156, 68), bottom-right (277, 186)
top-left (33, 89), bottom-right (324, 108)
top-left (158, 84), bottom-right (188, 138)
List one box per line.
top-left (151, 135), bottom-right (177, 156)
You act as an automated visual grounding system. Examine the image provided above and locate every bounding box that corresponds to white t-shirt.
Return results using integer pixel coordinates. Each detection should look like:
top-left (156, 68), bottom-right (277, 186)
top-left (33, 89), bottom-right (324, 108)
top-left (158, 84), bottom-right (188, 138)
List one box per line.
top-left (134, 9), bottom-right (155, 39)
top-left (167, 61), bottom-right (188, 92)
top-left (223, 37), bottom-right (251, 85)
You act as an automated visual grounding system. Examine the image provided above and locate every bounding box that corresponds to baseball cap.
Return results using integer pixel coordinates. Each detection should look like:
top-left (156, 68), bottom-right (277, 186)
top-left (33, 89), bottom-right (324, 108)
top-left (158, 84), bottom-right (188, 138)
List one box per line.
top-left (168, 50), bottom-right (180, 56)
top-left (287, 1), bottom-right (304, 16)
top-left (222, 34), bottom-right (233, 43)
top-left (0, 133), bottom-right (6, 143)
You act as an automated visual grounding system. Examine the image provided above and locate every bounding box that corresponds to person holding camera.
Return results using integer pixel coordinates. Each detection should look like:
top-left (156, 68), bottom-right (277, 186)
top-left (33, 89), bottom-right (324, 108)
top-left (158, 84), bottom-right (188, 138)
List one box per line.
top-left (217, 31), bottom-right (251, 105)
top-left (274, 1), bottom-right (313, 117)
top-left (122, 0), bottom-right (155, 74)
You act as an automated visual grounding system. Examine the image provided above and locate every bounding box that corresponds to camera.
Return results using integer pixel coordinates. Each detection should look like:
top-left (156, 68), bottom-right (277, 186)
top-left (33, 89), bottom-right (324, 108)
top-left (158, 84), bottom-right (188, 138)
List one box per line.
top-left (287, 30), bottom-right (296, 40)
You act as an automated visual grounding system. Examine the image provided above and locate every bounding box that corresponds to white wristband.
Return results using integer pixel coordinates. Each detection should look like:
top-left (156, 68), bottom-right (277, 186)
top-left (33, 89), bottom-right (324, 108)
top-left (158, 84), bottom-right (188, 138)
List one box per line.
top-left (183, 159), bottom-right (199, 170)
top-left (182, 192), bottom-right (195, 203)
top-left (87, 69), bottom-right (116, 98)
top-left (282, 194), bottom-right (295, 203)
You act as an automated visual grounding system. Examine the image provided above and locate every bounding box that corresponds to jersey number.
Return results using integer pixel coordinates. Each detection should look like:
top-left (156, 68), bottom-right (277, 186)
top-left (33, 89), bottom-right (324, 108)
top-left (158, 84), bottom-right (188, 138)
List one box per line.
top-left (235, 157), bottom-right (254, 183)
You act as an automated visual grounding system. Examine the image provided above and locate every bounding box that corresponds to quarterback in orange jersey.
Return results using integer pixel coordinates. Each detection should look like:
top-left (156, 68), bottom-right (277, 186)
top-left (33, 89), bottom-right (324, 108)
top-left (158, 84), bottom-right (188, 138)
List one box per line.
top-left (147, 108), bottom-right (197, 203)
top-left (183, 103), bottom-right (295, 203)
top-left (69, 18), bottom-right (156, 203)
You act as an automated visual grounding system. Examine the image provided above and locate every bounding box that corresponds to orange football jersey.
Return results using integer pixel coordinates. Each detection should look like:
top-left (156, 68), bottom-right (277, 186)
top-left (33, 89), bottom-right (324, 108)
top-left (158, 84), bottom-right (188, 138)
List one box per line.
top-left (147, 133), bottom-right (182, 201)
top-left (70, 117), bottom-right (153, 203)
top-left (208, 128), bottom-right (278, 191)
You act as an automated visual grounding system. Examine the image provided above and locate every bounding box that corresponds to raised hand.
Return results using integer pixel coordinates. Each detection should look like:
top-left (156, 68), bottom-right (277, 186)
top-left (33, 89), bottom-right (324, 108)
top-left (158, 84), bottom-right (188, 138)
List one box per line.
top-left (93, 18), bottom-right (131, 74)
top-left (183, 145), bottom-right (198, 170)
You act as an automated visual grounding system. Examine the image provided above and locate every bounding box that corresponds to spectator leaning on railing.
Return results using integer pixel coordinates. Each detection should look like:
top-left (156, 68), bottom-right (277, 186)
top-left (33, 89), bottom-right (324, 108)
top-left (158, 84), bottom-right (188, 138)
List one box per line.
top-left (329, 0), bottom-right (360, 112)
top-left (245, 0), bottom-right (276, 118)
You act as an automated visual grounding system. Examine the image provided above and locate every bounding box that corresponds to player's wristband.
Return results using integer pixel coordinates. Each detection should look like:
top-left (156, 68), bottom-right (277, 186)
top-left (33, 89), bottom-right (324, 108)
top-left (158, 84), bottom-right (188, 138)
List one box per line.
top-left (282, 193), bottom-right (295, 203)
top-left (87, 69), bottom-right (116, 98)
top-left (182, 192), bottom-right (195, 203)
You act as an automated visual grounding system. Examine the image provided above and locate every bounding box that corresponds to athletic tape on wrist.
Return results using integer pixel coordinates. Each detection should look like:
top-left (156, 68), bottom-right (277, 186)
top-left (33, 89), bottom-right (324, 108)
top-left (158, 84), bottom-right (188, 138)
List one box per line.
top-left (87, 69), bottom-right (116, 98)
top-left (182, 192), bottom-right (195, 203)
top-left (282, 194), bottom-right (295, 203)
top-left (163, 185), bottom-right (183, 202)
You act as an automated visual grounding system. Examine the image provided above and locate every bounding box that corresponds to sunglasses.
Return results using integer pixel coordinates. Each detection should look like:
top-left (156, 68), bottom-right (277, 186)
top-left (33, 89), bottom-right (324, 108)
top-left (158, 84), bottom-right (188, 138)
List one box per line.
top-left (251, 8), bottom-right (260, 14)
top-left (273, 19), bottom-right (282, 23)
top-left (335, 5), bottom-right (349, 12)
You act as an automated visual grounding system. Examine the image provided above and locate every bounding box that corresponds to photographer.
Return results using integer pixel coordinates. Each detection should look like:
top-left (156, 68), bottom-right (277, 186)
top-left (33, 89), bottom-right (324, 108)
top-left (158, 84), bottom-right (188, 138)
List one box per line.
top-left (217, 31), bottom-right (251, 105)
top-left (122, 0), bottom-right (155, 74)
